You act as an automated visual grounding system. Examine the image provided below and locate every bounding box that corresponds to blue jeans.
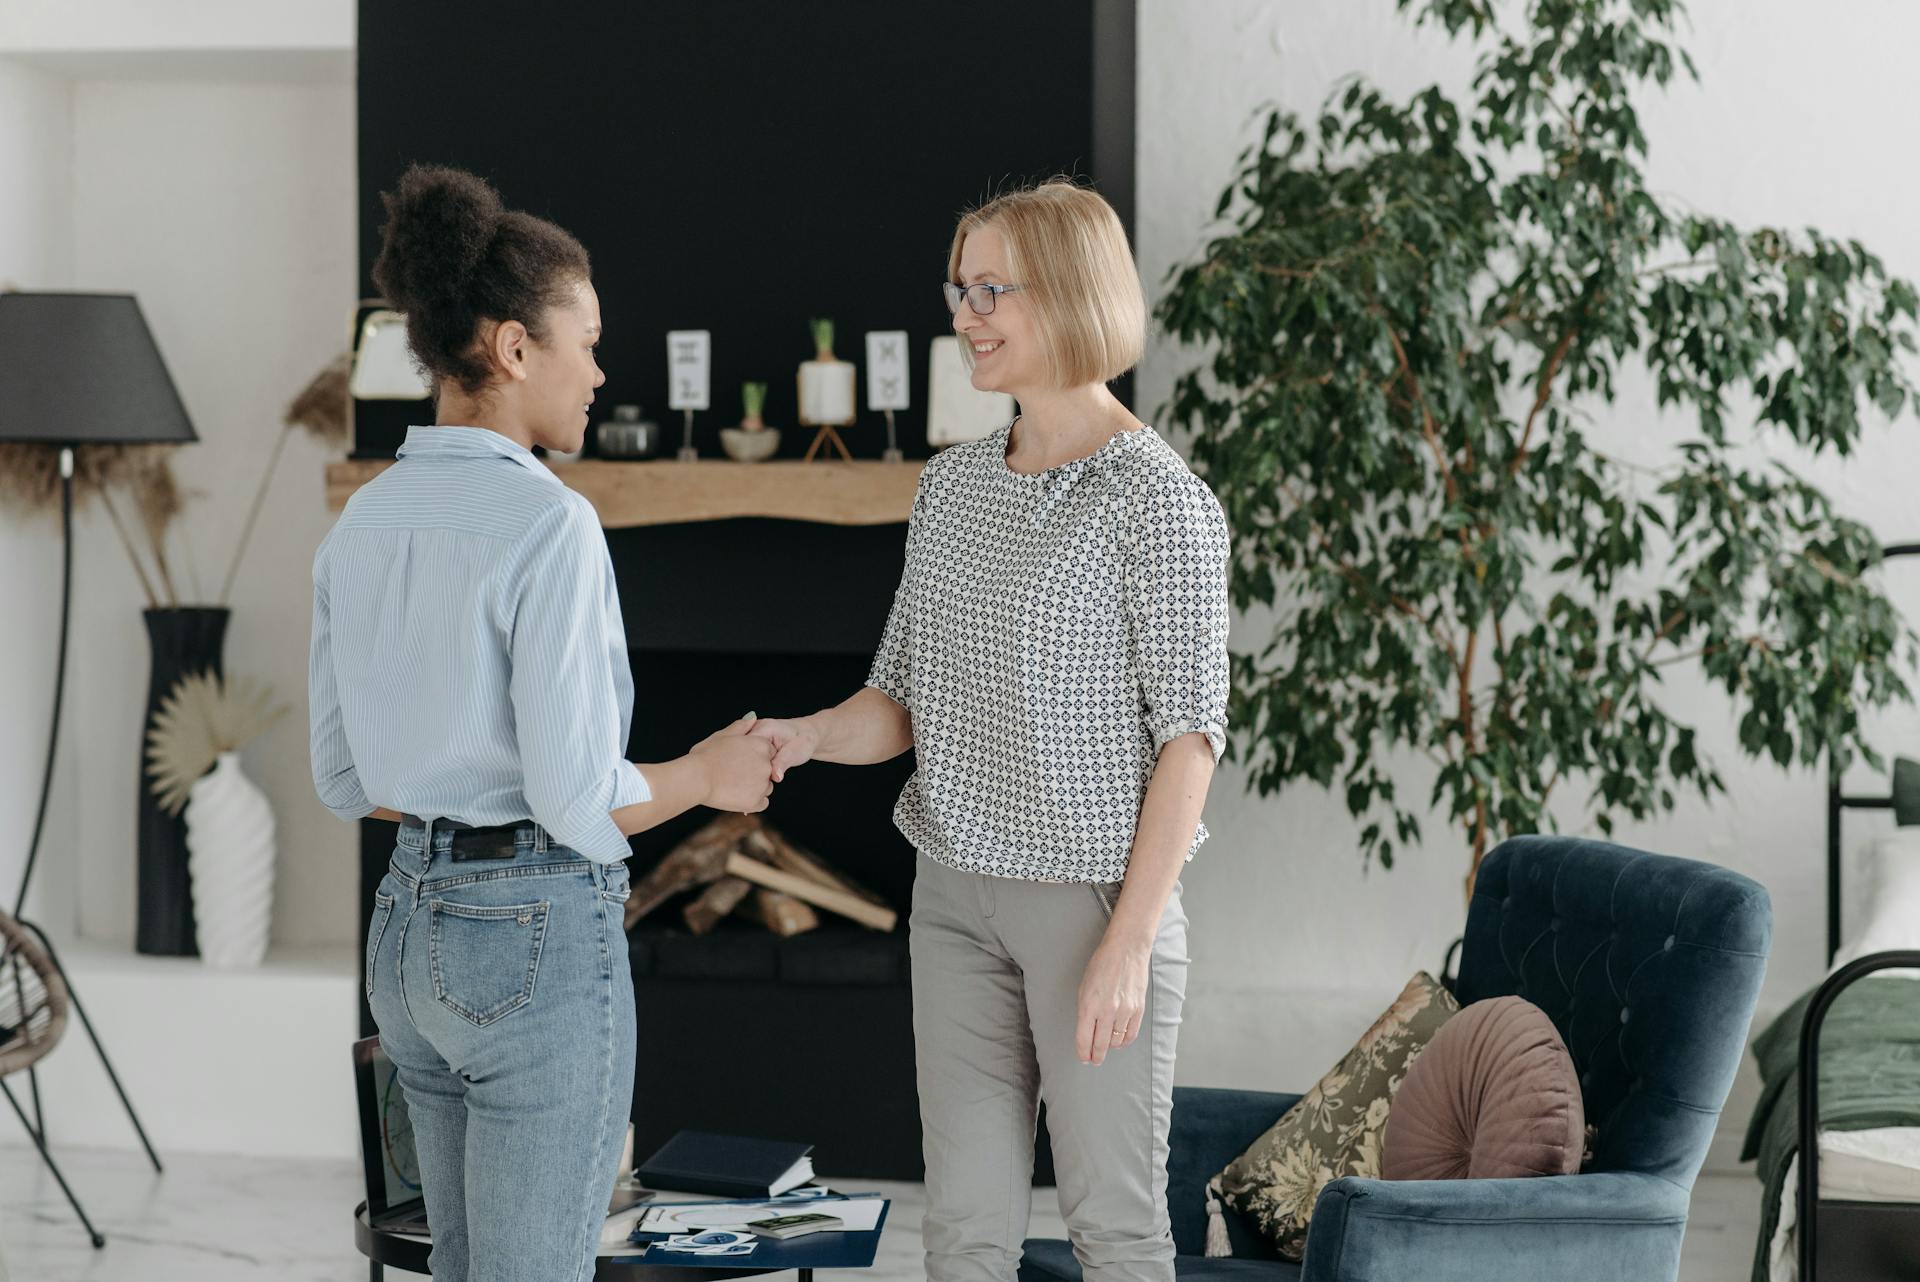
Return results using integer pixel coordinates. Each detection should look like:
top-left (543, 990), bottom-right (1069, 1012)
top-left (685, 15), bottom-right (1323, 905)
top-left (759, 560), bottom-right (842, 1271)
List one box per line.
top-left (367, 821), bottom-right (636, 1282)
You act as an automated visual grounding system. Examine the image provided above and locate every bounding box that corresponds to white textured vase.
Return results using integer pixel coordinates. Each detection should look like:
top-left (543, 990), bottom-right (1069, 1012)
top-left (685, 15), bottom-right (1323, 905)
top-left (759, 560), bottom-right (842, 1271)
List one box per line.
top-left (184, 751), bottom-right (276, 968)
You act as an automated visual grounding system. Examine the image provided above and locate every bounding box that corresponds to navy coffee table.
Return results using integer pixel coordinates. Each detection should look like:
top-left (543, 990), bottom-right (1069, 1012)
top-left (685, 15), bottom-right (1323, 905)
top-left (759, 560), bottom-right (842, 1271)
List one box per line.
top-left (354, 1198), bottom-right (890, 1281)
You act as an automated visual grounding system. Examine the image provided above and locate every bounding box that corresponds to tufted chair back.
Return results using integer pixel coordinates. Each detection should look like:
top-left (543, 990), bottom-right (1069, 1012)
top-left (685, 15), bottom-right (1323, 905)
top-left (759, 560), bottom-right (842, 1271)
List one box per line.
top-left (1457, 836), bottom-right (1771, 1187)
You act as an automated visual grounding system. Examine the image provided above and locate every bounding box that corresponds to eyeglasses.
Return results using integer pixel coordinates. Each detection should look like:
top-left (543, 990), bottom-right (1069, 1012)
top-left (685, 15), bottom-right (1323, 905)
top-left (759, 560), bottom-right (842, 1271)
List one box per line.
top-left (942, 281), bottom-right (1023, 316)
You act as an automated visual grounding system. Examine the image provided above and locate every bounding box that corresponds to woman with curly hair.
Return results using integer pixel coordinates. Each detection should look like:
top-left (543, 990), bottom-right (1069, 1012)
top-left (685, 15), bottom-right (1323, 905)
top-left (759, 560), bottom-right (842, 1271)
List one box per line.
top-left (311, 164), bottom-right (774, 1282)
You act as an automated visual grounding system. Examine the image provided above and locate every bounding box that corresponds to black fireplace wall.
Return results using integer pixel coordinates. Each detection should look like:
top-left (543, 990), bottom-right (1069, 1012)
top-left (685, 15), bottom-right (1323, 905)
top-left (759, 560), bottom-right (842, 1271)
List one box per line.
top-left (354, 1), bottom-right (1133, 1178)
top-left (610, 517), bottom-right (916, 903)
top-left (621, 648), bottom-right (919, 909)
top-left (355, 0), bottom-right (1134, 458)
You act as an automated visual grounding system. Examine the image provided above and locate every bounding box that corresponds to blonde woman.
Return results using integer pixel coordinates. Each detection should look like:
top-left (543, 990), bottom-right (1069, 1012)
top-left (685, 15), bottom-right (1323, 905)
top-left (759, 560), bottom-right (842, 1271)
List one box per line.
top-left (751, 181), bottom-right (1230, 1282)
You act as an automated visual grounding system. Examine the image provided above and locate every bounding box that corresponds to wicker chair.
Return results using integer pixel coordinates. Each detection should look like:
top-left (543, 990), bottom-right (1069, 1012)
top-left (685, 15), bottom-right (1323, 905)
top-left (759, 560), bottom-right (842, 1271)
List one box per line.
top-left (0, 910), bottom-right (67, 1077)
top-left (0, 909), bottom-right (110, 1248)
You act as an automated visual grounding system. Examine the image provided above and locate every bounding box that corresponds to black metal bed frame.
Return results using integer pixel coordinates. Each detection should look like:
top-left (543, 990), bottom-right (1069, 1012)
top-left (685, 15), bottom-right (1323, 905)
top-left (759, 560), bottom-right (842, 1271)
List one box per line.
top-left (1824, 542), bottom-right (1920, 964)
top-left (1799, 541), bottom-right (1920, 1282)
top-left (1795, 950), bottom-right (1920, 1282)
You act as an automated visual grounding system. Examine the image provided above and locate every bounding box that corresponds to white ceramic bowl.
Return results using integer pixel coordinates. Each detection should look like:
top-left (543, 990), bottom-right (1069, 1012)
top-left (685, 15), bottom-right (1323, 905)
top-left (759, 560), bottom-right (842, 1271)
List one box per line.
top-left (719, 427), bottom-right (781, 462)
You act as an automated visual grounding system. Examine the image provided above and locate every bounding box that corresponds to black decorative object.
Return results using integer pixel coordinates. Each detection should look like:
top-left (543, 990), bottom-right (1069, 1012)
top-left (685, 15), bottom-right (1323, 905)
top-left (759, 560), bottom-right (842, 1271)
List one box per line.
top-left (136, 607), bottom-right (230, 957)
top-left (0, 289), bottom-right (194, 1249)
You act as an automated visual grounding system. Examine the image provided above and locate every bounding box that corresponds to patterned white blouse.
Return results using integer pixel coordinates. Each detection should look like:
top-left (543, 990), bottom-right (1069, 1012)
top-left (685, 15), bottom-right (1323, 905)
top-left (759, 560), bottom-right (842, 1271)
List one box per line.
top-left (866, 422), bottom-right (1231, 883)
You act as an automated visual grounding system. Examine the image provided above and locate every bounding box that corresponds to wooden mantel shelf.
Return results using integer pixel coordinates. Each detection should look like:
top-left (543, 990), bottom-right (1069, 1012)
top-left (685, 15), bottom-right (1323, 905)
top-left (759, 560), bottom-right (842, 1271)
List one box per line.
top-left (325, 458), bottom-right (923, 527)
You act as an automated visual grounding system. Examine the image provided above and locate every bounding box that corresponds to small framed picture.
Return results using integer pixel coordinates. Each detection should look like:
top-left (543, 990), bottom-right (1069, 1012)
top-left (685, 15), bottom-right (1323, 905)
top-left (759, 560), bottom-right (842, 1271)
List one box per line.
top-left (667, 331), bottom-right (711, 412)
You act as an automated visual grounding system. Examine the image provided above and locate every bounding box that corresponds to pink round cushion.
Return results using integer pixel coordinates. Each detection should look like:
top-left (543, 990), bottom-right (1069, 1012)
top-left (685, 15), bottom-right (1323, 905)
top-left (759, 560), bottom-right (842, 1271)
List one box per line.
top-left (1381, 995), bottom-right (1585, 1181)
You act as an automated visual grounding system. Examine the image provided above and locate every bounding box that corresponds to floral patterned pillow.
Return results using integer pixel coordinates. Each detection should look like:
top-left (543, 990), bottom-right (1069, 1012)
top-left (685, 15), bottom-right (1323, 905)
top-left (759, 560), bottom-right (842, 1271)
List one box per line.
top-left (1205, 971), bottom-right (1460, 1260)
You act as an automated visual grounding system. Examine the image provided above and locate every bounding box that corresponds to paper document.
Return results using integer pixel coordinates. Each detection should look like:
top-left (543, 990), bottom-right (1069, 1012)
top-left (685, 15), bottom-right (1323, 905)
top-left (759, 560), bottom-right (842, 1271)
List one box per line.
top-left (636, 1193), bottom-right (886, 1235)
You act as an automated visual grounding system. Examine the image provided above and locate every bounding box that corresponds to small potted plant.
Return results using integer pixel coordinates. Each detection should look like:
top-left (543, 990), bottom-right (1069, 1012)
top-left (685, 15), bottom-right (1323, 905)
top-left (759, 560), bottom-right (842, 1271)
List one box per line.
top-left (797, 318), bottom-right (857, 461)
top-left (720, 380), bottom-right (780, 462)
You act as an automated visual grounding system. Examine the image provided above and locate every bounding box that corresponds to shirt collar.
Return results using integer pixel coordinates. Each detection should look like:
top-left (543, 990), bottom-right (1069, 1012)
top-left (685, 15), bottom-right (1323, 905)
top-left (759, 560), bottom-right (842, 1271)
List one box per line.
top-left (396, 425), bottom-right (555, 481)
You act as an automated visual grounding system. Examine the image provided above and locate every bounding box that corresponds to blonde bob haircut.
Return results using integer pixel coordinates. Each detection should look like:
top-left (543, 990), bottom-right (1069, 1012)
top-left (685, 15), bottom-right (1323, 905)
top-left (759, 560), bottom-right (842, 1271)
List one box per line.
top-left (948, 180), bottom-right (1146, 390)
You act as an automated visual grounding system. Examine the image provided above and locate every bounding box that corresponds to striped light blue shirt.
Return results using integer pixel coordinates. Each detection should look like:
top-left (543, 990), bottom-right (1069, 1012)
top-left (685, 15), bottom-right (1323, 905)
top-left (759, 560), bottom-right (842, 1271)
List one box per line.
top-left (309, 425), bottom-right (649, 863)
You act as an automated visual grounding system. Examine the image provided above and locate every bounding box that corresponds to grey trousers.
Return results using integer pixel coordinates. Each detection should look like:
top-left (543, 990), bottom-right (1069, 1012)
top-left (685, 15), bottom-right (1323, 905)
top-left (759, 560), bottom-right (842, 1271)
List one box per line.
top-left (910, 850), bottom-right (1190, 1282)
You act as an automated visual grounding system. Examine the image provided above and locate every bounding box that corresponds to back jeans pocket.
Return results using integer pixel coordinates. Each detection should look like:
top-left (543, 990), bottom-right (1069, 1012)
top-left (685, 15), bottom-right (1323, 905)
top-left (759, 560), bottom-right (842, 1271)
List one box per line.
top-left (427, 898), bottom-right (551, 1026)
top-left (365, 892), bottom-right (395, 1003)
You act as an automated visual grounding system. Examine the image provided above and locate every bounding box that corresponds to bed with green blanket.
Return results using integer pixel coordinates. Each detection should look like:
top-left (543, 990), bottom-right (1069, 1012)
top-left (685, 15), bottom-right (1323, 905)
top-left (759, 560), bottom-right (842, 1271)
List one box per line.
top-left (1741, 973), bottom-right (1920, 1282)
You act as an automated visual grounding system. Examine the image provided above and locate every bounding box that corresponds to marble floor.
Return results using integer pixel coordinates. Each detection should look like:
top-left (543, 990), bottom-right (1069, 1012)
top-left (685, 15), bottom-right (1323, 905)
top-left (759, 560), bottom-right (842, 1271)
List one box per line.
top-left (0, 1145), bottom-right (1762, 1281)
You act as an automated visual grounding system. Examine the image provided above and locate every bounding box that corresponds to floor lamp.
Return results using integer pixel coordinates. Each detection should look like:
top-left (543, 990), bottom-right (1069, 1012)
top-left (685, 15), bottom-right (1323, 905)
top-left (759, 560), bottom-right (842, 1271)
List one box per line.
top-left (0, 291), bottom-right (197, 1247)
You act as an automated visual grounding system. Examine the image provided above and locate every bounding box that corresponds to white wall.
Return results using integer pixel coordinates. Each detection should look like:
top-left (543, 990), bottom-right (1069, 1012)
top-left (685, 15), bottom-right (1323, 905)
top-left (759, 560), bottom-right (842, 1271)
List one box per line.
top-left (0, 60), bottom-right (360, 1151)
top-left (0, 13), bottom-right (359, 962)
top-left (0, 58), bottom-right (71, 284)
top-left (60, 74), bottom-right (359, 949)
top-left (1142, 0), bottom-right (1920, 1094)
top-left (0, 0), bottom-right (352, 55)
top-left (0, 56), bottom-right (78, 935)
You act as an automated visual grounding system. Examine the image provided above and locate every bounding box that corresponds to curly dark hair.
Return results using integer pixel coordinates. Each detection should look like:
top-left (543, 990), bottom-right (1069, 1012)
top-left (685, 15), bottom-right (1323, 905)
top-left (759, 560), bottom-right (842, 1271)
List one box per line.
top-left (370, 164), bottom-right (591, 395)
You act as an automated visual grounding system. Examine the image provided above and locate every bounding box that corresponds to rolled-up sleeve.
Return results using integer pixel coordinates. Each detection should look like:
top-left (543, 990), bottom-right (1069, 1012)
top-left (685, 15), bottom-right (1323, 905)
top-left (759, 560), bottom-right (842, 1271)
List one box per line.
top-left (1124, 471), bottom-right (1231, 762)
top-left (309, 551), bottom-right (376, 821)
top-left (865, 482), bottom-right (925, 709)
top-left (504, 497), bottom-right (650, 863)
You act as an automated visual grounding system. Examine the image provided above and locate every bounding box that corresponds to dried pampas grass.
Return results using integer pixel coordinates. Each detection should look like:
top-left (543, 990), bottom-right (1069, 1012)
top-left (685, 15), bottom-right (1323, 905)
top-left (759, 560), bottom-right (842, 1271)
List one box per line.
top-left (129, 448), bottom-right (185, 603)
top-left (0, 442), bottom-right (156, 518)
top-left (0, 443), bottom-right (192, 607)
top-left (1, 351), bottom-right (358, 608)
top-left (284, 354), bottom-right (351, 446)
top-left (217, 352), bottom-right (352, 602)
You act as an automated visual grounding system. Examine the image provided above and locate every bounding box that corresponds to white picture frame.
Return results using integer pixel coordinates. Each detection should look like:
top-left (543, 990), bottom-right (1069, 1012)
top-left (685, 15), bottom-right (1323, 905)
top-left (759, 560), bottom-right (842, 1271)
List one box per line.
top-left (667, 330), bottom-right (711, 412)
top-left (926, 335), bottom-right (1014, 447)
top-left (865, 331), bottom-right (910, 411)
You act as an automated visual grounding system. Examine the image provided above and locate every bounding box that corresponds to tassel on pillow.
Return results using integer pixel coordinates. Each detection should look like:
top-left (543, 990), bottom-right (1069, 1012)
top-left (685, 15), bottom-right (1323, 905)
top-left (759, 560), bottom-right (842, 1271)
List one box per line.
top-left (1203, 1174), bottom-right (1232, 1258)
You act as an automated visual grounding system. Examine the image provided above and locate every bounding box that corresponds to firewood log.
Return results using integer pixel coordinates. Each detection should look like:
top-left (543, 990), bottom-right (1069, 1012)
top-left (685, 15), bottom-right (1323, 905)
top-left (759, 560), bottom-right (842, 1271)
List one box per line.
top-left (739, 826), bottom-right (890, 909)
top-left (737, 889), bottom-right (820, 937)
top-left (623, 813), bottom-right (760, 929)
top-left (724, 853), bottom-right (898, 932)
top-left (682, 876), bottom-right (754, 935)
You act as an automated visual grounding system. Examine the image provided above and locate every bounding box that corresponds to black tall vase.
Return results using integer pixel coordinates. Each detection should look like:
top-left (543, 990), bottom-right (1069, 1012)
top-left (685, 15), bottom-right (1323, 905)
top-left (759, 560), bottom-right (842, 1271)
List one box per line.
top-left (136, 606), bottom-right (230, 956)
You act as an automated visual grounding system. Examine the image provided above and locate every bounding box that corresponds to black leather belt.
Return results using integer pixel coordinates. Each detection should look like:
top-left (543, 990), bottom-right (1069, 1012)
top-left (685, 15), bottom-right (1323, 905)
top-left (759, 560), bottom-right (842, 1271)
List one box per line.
top-left (399, 814), bottom-right (540, 861)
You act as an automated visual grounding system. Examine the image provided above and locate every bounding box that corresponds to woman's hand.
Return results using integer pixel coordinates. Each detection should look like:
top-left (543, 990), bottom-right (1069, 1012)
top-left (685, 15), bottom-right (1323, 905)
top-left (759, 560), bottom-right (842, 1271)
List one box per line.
top-left (1076, 929), bottom-right (1151, 1066)
top-left (747, 716), bottom-right (822, 782)
top-left (746, 690), bottom-right (912, 772)
top-left (1069, 732), bottom-right (1212, 1063)
top-left (690, 716), bottom-right (776, 813)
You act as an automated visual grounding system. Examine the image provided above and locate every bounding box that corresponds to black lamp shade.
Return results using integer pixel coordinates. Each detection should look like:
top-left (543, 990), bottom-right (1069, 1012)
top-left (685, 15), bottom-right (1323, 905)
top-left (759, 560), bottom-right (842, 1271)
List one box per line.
top-left (0, 292), bottom-right (197, 445)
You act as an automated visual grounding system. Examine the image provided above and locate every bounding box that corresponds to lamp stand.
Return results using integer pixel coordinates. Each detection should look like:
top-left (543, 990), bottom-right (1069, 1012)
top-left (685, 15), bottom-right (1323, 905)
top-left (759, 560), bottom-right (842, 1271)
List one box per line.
top-left (5, 447), bottom-right (164, 1250)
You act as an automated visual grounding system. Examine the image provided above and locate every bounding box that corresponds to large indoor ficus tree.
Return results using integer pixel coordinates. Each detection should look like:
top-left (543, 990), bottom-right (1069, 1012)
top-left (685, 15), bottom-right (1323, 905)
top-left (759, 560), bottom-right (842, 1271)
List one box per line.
top-left (1158, 0), bottom-right (1918, 888)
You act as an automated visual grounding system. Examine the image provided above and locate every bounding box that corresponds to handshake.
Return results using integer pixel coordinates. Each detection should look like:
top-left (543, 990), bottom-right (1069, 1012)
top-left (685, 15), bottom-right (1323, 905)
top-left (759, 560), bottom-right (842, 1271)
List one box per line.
top-left (688, 712), bottom-right (818, 814)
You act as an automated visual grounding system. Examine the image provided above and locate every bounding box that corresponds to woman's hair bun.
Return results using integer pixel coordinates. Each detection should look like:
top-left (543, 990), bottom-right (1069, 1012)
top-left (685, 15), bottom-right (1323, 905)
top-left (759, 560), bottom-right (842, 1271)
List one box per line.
top-left (371, 163), bottom-right (505, 311)
top-left (368, 162), bottom-right (590, 394)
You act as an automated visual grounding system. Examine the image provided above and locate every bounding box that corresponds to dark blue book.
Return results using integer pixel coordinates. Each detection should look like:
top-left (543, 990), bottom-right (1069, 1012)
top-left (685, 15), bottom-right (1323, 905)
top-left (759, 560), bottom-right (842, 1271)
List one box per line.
top-left (637, 1130), bottom-right (815, 1198)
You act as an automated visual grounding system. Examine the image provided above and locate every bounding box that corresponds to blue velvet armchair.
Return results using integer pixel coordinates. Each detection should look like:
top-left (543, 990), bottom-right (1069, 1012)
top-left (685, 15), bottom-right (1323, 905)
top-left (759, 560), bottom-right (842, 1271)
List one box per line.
top-left (1018, 835), bottom-right (1772, 1281)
